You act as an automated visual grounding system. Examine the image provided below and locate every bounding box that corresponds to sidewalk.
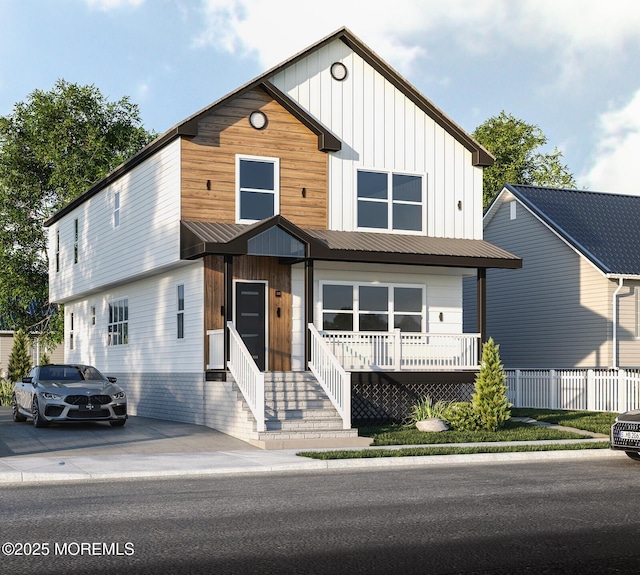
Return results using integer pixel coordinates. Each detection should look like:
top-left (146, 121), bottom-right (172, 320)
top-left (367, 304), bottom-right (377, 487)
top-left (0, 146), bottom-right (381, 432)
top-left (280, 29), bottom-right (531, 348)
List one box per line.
top-left (0, 409), bottom-right (617, 485)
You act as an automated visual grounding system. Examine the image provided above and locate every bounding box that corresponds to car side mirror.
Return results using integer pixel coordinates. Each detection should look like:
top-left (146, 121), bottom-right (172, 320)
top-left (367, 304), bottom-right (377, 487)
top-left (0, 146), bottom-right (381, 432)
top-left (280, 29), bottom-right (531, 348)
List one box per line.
top-left (107, 376), bottom-right (117, 383)
top-left (22, 376), bottom-right (33, 384)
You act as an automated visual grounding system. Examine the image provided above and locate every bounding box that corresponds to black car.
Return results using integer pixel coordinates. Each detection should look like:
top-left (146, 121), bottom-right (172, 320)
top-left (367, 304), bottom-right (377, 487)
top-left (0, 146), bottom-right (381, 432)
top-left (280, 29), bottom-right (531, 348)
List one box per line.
top-left (611, 410), bottom-right (640, 460)
top-left (12, 364), bottom-right (127, 427)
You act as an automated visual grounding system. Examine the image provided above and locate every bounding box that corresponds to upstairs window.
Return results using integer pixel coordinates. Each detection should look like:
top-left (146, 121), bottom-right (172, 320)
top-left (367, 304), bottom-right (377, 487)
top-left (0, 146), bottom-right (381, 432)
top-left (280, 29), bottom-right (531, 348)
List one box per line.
top-left (236, 155), bottom-right (279, 223)
top-left (357, 170), bottom-right (423, 232)
top-left (55, 229), bottom-right (60, 273)
top-left (114, 191), bottom-right (121, 228)
top-left (74, 219), bottom-right (79, 264)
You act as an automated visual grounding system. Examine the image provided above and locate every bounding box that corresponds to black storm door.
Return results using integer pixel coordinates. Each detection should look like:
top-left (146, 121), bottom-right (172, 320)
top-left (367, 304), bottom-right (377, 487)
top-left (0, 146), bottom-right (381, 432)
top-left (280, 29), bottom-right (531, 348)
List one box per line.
top-left (235, 282), bottom-right (267, 371)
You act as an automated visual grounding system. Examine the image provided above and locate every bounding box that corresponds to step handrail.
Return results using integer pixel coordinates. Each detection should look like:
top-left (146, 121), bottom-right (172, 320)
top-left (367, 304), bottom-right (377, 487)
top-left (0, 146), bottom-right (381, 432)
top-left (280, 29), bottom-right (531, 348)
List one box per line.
top-left (227, 321), bottom-right (265, 433)
top-left (308, 323), bottom-right (351, 429)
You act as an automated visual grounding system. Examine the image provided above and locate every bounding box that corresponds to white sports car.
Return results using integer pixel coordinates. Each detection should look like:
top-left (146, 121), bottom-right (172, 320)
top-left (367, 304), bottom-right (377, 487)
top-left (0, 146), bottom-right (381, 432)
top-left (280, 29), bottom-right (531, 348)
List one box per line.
top-left (12, 364), bottom-right (127, 428)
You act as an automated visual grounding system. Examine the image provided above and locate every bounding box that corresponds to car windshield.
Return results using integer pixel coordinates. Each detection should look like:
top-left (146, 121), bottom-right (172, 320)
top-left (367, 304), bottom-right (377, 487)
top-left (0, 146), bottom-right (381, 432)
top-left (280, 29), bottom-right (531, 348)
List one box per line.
top-left (38, 366), bottom-right (104, 382)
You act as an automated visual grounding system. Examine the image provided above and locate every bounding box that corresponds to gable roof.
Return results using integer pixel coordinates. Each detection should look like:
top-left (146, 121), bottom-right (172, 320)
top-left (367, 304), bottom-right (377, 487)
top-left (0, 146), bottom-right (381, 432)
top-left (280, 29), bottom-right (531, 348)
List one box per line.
top-left (181, 216), bottom-right (522, 269)
top-left (45, 26), bottom-right (492, 227)
top-left (498, 184), bottom-right (640, 277)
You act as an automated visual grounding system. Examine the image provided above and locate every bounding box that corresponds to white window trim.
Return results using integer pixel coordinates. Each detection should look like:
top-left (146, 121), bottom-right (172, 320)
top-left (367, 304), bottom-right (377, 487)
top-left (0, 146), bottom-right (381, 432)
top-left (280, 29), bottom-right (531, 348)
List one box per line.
top-left (113, 190), bottom-right (121, 229)
top-left (318, 280), bottom-right (426, 332)
top-left (176, 283), bottom-right (185, 341)
top-left (235, 154), bottom-right (280, 224)
top-left (107, 297), bottom-right (129, 346)
top-left (355, 168), bottom-right (425, 235)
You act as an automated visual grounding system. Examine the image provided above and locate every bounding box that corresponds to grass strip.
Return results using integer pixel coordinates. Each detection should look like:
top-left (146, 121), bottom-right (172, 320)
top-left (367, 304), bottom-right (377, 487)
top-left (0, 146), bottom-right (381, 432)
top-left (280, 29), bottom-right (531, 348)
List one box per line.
top-left (298, 441), bottom-right (611, 460)
top-left (510, 408), bottom-right (617, 436)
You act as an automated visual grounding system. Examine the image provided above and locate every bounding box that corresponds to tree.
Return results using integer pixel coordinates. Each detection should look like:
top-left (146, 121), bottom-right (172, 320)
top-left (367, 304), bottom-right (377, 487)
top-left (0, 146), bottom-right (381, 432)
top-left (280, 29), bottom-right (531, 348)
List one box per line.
top-left (473, 111), bottom-right (576, 209)
top-left (471, 338), bottom-right (511, 432)
top-left (7, 329), bottom-right (32, 384)
top-left (0, 80), bottom-right (155, 344)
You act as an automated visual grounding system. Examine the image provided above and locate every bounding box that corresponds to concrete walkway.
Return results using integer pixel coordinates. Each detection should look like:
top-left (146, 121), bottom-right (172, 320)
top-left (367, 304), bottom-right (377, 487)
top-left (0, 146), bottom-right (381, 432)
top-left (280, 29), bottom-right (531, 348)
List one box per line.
top-left (0, 408), bottom-right (617, 485)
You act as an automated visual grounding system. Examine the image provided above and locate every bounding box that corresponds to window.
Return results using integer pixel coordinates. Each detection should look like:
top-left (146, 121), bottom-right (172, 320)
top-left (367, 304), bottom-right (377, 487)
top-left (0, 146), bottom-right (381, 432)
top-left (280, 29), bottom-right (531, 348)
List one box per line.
top-left (91, 306), bottom-right (96, 326)
top-left (114, 191), bottom-right (120, 228)
top-left (74, 219), bottom-right (79, 264)
top-left (321, 283), bottom-right (424, 332)
top-left (177, 284), bottom-right (184, 339)
top-left (69, 312), bottom-right (74, 350)
top-left (357, 170), bottom-right (423, 232)
top-left (236, 155), bottom-right (279, 223)
top-left (108, 298), bottom-right (128, 346)
top-left (55, 229), bottom-right (60, 273)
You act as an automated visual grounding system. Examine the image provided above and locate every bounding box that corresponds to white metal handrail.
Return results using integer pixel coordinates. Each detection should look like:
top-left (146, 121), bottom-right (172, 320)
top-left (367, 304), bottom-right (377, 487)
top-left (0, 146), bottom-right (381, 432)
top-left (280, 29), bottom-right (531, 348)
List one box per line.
top-left (320, 330), bottom-right (480, 371)
top-left (227, 321), bottom-right (265, 433)
top-left (308, 323), bottom-right (351, 429)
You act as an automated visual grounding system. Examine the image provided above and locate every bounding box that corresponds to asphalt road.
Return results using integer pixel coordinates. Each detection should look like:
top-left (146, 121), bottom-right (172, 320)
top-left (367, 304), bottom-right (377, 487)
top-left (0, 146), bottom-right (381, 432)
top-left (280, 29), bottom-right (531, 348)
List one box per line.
top-left (2, 457), bottom-right (640, 574)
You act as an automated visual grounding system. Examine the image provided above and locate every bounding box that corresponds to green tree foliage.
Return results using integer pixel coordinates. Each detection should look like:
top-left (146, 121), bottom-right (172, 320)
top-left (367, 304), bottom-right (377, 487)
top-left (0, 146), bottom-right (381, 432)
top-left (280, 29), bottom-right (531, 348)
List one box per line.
top-left (473, 111), bottom-right (577, 209)
top-left (471, 338), bottom-right (511, 432)
top-left (7, 329), bottom-right (32, 383)
top-left (0, 80), bottom-right (155, 344)
top-left (39, 350), bottom-right (50, 366)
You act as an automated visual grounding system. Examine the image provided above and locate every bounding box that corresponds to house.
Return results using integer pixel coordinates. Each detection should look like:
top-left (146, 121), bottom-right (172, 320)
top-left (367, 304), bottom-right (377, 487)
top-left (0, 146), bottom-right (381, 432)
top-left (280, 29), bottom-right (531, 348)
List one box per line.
top-left (44, 27), bottom-right (521, 448)
top-left (465, 183), bottom-right (640, 370)
top-left (0, 331), bottom-right (64, 380)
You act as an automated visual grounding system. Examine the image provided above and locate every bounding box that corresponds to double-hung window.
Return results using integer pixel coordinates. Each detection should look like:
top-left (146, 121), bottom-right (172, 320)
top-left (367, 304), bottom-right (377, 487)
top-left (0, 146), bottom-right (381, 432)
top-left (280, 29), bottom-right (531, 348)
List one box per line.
top-left (108, 298), bottom-right (128, 346)
top-left (357, 170), bottom-right (423, 232)
top-left (236, 155), bottom-right (279, 223)
top-left (177, 284), bottom-right (185, 340)
top-left (114, 191), bottom-right (121, 228)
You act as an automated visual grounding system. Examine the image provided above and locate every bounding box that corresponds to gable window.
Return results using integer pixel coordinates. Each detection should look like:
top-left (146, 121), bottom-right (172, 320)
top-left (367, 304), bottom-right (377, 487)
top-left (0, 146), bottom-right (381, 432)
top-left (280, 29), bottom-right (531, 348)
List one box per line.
top-left (114, 191), bottom-right (121, 228)
top-left (236, 155), bottom-right (279, 223)
top-left (177, 284), bottom-right (184, 340)
top-left (321, 282), bottom-right (424, 332)
top-left (357, 170), bottom-right (423, 232)
top-left (108, 298), bottom-right (128, 346)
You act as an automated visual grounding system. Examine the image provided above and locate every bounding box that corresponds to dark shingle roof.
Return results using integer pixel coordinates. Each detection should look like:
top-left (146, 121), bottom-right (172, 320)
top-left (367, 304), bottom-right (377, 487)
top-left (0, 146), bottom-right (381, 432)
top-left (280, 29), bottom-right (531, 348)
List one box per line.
top-left (505, 184), bottom-right (640, 276)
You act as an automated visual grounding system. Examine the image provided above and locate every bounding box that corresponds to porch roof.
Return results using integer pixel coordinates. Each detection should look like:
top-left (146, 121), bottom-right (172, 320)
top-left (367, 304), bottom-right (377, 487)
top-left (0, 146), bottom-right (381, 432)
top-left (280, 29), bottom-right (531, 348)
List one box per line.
top-left (180, 216), bottom-right (522, 269)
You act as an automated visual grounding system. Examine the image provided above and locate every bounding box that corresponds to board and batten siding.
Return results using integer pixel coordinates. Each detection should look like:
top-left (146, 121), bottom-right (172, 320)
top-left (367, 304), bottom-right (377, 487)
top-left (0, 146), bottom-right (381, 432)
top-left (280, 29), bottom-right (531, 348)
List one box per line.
top-left (476, 197), bottom-right (611, 368)
top-left (49, 139), bottom-right (182, 304)
top-left (181, 88), bottom-right (328, 229)
top-left (270, 38), bottom-right (483, 240)
top-left (63, 262), bottom-right (204, 374)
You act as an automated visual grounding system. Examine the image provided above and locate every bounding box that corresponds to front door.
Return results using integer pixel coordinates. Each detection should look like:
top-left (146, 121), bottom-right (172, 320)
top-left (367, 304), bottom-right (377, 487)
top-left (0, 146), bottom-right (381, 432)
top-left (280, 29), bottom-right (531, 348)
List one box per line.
top-left (235, 281), bottom-right (267, 371)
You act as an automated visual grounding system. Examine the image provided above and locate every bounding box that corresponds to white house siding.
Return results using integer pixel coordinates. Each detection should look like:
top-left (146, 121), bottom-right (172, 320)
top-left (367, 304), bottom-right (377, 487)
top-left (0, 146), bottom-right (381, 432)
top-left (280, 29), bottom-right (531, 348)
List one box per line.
top-left (270, 39), bottom-right (483, 240)
top-left (467, 196), bottom-right (611, 368)
top-left (63, 262), bottom-right (206, 423)
top-left (49, 139), bottom-right (182, 303)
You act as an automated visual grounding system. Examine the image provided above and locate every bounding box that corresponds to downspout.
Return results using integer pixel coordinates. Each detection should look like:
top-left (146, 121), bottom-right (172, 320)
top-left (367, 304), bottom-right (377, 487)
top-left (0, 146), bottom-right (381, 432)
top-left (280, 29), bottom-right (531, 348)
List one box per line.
top-left (612, 277), bottom-right (624, 369)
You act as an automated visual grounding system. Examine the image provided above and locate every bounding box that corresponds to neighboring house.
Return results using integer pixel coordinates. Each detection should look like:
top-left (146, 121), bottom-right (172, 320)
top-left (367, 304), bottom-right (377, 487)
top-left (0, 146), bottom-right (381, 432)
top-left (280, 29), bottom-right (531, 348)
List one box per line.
top-left (0, 331), bottom-right (64, 380)
top-left (44, 28), bottom-right (520, 447)
top-left (465, 183), bottom-right (640, 370)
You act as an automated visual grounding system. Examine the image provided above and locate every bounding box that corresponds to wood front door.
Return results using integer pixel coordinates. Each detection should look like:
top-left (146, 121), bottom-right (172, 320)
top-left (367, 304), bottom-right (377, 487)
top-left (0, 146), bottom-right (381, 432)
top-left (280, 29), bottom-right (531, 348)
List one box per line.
top-left (235, 281), bottom-right (267, 371)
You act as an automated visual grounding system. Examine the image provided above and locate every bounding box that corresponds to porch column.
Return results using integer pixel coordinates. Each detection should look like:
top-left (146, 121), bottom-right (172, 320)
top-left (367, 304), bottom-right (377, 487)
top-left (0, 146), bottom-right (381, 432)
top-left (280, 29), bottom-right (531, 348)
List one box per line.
top-left (305, 259), bottom-right (314, 367)
top-left (224, 255), bottom-right (233, 363)
top-left (477, 268), bottom-right (487, 357)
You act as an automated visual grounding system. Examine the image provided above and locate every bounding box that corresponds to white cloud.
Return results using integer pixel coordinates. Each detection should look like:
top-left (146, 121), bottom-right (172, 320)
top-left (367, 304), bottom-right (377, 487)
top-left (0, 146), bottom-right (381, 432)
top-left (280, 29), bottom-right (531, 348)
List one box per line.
top-left (192, 0), bottom-right (640, 79)
top-left (84, 0), bottom-right (144, 10)
top-left (583, 89), bottom-right (640, 194)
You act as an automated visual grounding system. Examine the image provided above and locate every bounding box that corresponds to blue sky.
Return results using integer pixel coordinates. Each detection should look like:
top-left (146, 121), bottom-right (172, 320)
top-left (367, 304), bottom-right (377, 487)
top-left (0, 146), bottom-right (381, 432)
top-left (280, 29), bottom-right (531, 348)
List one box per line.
top-left (2, 0), bottom-right (640, 194)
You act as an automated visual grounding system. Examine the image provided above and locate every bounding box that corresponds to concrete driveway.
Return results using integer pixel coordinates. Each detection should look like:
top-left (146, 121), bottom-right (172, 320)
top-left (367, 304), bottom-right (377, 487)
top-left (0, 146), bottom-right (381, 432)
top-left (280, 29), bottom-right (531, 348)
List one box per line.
top-left (0, 407), bottom-right (258, 458)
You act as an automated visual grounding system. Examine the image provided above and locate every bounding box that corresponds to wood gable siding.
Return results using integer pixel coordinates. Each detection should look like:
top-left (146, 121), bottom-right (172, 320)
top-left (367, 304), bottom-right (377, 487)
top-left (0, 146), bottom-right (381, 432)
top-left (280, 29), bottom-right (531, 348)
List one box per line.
top-left (180, 88), bottom-right (329, 229)
top-left (204, 254), bottom-right (292, 371)
top-left (481, 198), bottom-right (611, 368)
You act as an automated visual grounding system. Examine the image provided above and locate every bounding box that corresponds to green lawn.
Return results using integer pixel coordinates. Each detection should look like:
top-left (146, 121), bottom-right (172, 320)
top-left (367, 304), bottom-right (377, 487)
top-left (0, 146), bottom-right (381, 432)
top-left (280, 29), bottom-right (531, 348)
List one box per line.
top-left (296, 408), bottom-right (615, 460)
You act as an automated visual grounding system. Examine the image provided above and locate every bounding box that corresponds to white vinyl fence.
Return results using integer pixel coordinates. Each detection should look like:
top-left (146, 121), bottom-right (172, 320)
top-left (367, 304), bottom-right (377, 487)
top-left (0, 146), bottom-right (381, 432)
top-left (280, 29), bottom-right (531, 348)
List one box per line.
top-left (506, 369), bottom-right (640, 413)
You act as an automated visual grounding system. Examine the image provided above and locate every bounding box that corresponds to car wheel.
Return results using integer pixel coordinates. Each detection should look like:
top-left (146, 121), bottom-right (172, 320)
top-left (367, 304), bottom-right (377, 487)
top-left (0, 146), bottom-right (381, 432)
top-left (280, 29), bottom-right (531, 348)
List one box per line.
top-left (625, 451), bottom-right (640, 461)
top-left (12, 394), bottom-right (27, 422)
top-left (32, 397), bottom-right (49, 428)
top-left (110, 420), bottom-right (126, 427)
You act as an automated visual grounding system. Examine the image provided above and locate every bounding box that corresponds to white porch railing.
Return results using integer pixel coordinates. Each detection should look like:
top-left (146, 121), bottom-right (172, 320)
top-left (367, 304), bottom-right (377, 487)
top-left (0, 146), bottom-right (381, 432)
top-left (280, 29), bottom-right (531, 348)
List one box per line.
top-left (320, 329), bottom-right (480, 371)
top-left (308, 324), bottom-right (351, 429)
top-left (506, 368), bottom-right (640, 413)
top-left (227, 321), bottom-right (265, 432)
top-left (206, 329), bottom-right (225, 369)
